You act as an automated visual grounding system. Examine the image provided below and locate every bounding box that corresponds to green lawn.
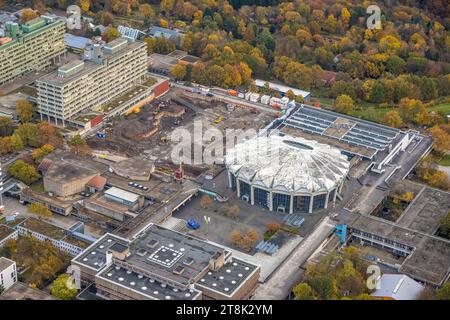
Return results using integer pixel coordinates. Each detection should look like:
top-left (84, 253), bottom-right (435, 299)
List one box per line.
top-left (312, 89), bottom-right (450, 124)
top-left (30, 180), bottom-right (45, 193)
top-left (439, 154), bottom-right (450, 167)
top-left (428, 102), bottom-right (450, 114)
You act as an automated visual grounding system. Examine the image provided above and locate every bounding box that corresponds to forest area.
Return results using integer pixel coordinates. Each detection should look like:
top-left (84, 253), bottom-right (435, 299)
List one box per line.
top-left (1, 0), bottom-right (450, 172)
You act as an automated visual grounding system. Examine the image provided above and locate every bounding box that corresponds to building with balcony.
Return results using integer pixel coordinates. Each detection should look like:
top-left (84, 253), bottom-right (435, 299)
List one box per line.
top-left (35, 37), bottom-right (148, 126)
top-left (0, 16), bottom-right (66, 85)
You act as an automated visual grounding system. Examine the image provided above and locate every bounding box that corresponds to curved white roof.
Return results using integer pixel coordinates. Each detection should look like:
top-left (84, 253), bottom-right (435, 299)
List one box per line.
top-left (225, 135), bottom-right (349, 193)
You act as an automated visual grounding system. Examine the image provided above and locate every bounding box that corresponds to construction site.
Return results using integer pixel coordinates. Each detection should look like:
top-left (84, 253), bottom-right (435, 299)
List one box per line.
top-left (87, 87), bottom-right (274, 178)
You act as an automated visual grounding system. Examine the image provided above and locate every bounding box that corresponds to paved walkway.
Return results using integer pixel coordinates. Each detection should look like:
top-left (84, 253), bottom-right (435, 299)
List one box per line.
top-left (254, 217), bottom-right (335, 300)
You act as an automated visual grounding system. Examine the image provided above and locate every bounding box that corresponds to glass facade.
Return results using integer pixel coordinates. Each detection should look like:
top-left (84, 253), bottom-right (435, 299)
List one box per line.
top-left (239, 180), bottom-right (251, 202)
top-left (329, 189), bottom-right (336, 202)
top-left (294, 195), bottom-right (310, 213)
top-left (254, 187), bottom-right (269, 209)
top-left (313, 193), bottom-right (326, 209)
top-left (272, 193), bottom-right (291, 213)
top-left (230, 173), bottom-right (237, 192)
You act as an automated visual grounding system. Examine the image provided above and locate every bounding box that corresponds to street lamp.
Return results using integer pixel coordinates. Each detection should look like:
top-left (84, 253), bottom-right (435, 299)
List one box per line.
top-left (203, 215), bottom-right (211, 238)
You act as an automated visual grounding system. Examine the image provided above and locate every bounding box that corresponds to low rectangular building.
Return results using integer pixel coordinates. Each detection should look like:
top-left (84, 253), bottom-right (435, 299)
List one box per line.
top-left (348, 185), bottom-right (450, 286)
top-left (104, 187), bottom-right (139, 206)
top-left (0, 257), bottom-right (17, 292)
top-left (0, 225), bottom-right (18, 247)
top-left (17, 217), bottom-right (92, 257)
top-left (72, 224), bottom-right (260, 300)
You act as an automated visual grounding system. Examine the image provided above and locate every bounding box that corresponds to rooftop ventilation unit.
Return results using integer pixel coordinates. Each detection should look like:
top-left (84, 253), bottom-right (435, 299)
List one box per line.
top-left (173, 265), bottom-right (185, 275)
top-left (183, 257), bottom-right (194, 266)
top-left (147, 239), bottom-right (159, 248)
top-left (136, 248), bottom-right (147, 257)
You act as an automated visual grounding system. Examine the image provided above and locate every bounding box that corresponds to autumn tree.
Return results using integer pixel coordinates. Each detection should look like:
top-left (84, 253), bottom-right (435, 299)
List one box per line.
top-left (8, 160), bottom-right (40, 185)
top-left (31, 144), bottom-right (55, 164)
top-left (323, 15), bottom-right (337, 33)
top-left (69, 134), bottom-right (91, 156)
top-left (79, 0), bottom-right (90, 13)
top-left (37, 121), bottom-right (63, 148)
top-left (200, 194), bottom-right (213, 209)
top-left (0, 116), bottom-right (14, 136)
top-left (14, 117), bottom-right (49, 149)
top-left (102, 25), bottom-right (121, 43)
top-left (16, 99), bottom-right (34, 123)
top-left (383, 111), bottom-right (403, 128)
top-left (139, 3), bottom-right (155, 19)
top-left (267, 222), bottom-right (281, 232)
top-left (334, 95), bottom-right (354, 115)
top-left (307, 276), bottom-right (338, 300)
top-left (20, 8), bottom-right (38, 23)
top-left (11, 133), bottom-right (24, 152)
top-left (293, 283), bottom-right (315, 300)
top-left (28, 203), bottom-right (52, 219)
top-left (429, 125), bottom-right (450, 154)
top-left (227, 204), bottom-right (240, 219)
top-left (160, 0), bottom-right (175, 14)
top-left (437, 283), bottom-right (450, 300)
top-left (230, 229), bottom-right (243, 246)
top-left (171, 63), bottom-right (186, 80)
top-left (229, 228), bottom-right (259, 251)
top-left (0, 137), bottom-right (12, 155)
top-left (51, 274), bottom-right (77, 300)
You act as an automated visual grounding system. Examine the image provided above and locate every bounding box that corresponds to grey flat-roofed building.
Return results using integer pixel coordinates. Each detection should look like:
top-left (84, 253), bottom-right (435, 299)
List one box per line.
top-left (104, 187), bottom-right (140, 206)
top-left (64, 33), bottom-right (90, 51)
top-left (348, 185), bottom-right (450, 286)
top-left (371, 274), bottom-right (424, 300)
top-left (36, 38), bottom-right (147, 126)
top-left (0, 17), bottom-right (66, 85)
top-left (72, 224), bottom-right (260, 300)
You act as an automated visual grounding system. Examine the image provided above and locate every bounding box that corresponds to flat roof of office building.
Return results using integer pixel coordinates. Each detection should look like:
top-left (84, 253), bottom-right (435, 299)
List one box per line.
top-left (18, 217), bottom-right (67, 240)
top-left (73, 225), bottom-right (259, 295)
top-left (0, 225), bottom-right (16, 242)
top-left (97, 264), bottom-right (202, 300)
top-left (64, 33), bottom-right (90, 50)
top-left (37, 40), bottom-right (145, 85)
top-left (348, 186), bottom-right (450, 286)
top-left (0, 256), bottom-right (15, 272)
top-left (105, 187), bottom-right (140, 203)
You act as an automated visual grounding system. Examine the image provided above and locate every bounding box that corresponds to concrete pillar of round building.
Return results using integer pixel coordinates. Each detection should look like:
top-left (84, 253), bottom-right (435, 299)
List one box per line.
top-left (289, 193), bottom-right (294, 214)
top-left (324, 192), bottom-right (330, 209)
top-left (227, 171), bottom-right (232, 189)
top-left (269, 191), bottom-right (273, 211)
top-left (333, 188), bottom-right (338, 202)
top-left (250, 185), bottom-right (255, 205)
top-left (236, 179), bottom-right (241, 198)
top-left (309, 195), bottom-right (314, 214)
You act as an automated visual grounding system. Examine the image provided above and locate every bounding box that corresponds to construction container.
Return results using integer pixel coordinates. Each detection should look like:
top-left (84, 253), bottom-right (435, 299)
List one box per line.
top-left (249, 93), bottom-right (260, 103)
top-left (260, 95), bottom-right (270, 105)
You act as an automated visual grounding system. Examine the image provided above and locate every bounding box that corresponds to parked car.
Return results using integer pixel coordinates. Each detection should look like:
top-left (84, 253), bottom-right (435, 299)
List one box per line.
top-left (187, 218), bottom-right (200, 230)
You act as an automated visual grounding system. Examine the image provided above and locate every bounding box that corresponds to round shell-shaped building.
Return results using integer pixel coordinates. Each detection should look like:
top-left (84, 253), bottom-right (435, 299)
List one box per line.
top-left (225, 135), bottom-right (350, 214)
